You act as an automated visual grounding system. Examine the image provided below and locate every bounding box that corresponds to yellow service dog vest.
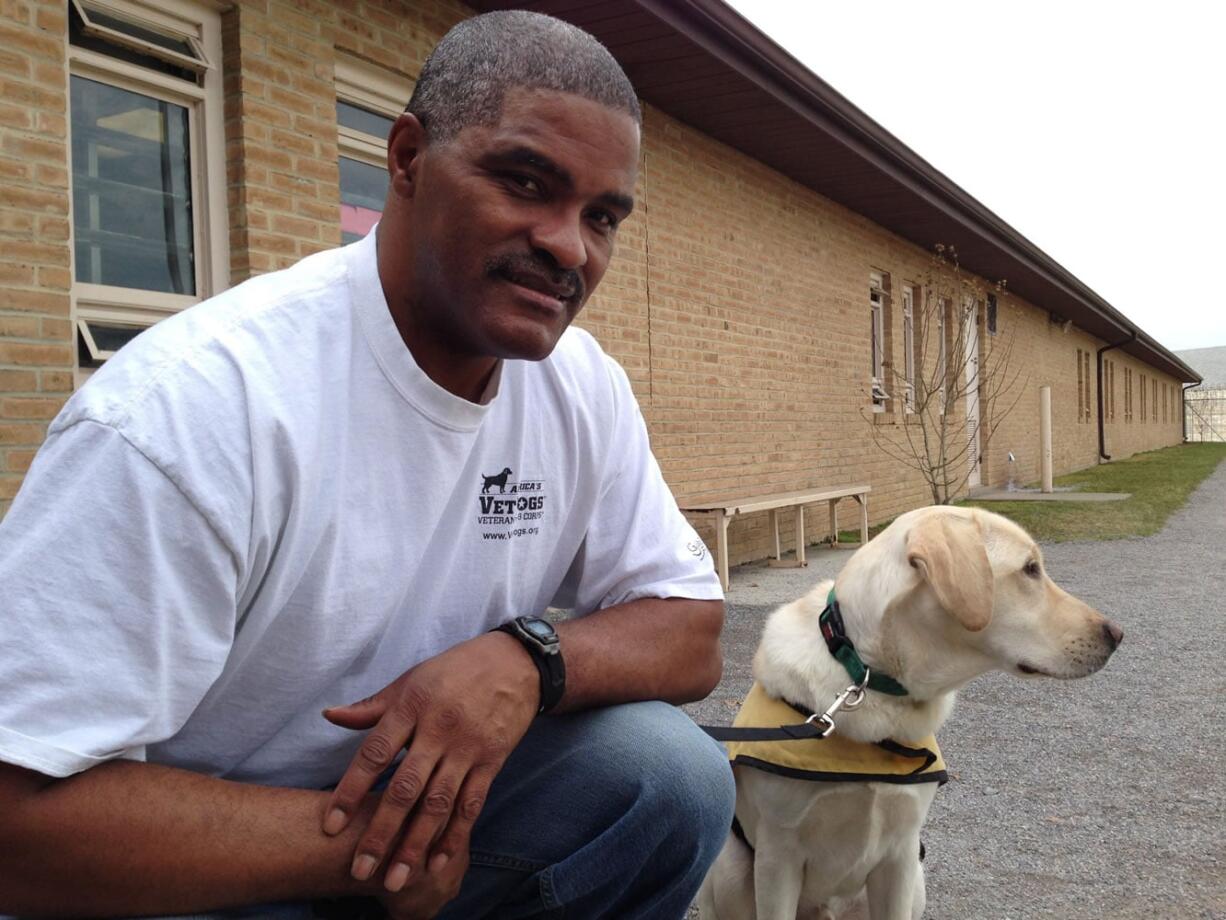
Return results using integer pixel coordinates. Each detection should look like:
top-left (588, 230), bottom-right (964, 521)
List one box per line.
top-left (726, 682), bottom-right (948, 785)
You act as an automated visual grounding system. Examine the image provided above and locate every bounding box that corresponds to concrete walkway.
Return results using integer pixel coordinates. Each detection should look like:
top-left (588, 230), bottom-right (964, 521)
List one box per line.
top-left (969, 487), bottom-right (1131, 502)
top-left (686, 458), bottom-right (1226, 918)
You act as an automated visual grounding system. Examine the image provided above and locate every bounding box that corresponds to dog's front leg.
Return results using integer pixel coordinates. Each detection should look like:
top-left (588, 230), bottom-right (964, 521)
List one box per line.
top-left (864, 852), bottom-right (923, 920)
top-left (752, 843), bottom-right (805, 920)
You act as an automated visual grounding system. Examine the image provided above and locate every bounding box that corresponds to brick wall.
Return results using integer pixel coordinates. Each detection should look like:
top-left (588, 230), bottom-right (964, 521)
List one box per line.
top-left (0, 0), bottom-right (72, 511)
top-left (0, 0), bottom-right (1191, 553)
top-left (223, 0), bottom-right (343, 281)
top-left (615, 104), bottom-right (1185, 563)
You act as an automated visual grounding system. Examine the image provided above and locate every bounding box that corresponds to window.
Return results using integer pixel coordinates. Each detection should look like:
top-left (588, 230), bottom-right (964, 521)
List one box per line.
top-left (1107, 359), bottom-right (1116, 421)
top-left (67, 0), bottom-right (227, 372)
top-left (986, 292), bottom-right (997, 336)
top-left (901, 284), bottom-right (916, 413)
top-left (1076, 349), bottom-right (1092, 423)
top-left (1140, 373), bottom-right (1146, 422)
top-left (1077, 350), bottom-right (1085, 423)
top-left (1125, 368), bottom-right (1132, 423)
top-left (869, 271), bottom-right (890, 413)
top-left (1153, 378), bottom-right (1158, 422)
top-left (1083, 350), bottom-right (1091, 423)
top-left (335, 56), bottom-right (413, 245)
top-left (936, 298), bottom-right (949, 414)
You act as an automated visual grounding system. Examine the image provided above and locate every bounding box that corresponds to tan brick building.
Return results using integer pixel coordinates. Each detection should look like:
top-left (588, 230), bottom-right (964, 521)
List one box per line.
top-left (0, 0), bottom-right (1200, 566)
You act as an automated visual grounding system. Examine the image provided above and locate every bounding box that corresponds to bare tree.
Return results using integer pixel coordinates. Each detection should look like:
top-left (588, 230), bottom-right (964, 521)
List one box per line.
top-left (865, 245), bottom-right (1028, 505)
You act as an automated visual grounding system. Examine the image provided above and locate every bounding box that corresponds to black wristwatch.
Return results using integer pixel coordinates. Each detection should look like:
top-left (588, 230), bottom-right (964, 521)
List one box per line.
top-left (494, 616), bottom-right (566, 714)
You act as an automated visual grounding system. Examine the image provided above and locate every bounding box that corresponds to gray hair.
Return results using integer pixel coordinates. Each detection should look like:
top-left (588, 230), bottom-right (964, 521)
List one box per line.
top-left (407, 10), bottom-right (641, 143)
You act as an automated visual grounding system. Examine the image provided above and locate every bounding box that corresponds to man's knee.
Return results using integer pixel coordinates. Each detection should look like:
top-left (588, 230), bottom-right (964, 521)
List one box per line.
top-left (575, 701), bottom-right (735, 849)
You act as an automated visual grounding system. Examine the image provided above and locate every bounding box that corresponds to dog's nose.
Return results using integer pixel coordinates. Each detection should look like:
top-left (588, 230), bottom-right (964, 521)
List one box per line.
top-left (1102, 621), bottom-right (1124, 650)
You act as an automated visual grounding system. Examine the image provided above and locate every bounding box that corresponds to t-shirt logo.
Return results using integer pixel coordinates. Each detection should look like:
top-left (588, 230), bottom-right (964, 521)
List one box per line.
top-left (478, 468), bottom-right (547, 540)
top-left (481, 467), bottom-right (514, 493)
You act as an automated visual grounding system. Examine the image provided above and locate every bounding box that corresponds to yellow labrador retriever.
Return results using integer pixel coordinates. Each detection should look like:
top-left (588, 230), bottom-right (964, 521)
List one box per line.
top-left (698, 505), bottom-right (1122, 920)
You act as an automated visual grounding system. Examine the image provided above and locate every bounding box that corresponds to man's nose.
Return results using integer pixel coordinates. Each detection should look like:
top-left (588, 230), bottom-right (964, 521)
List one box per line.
top-left (529, 211), bottom-right (587, 271)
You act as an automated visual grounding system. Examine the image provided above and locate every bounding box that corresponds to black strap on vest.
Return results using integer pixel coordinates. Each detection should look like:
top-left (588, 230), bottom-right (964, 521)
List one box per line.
top-left (701, 697), bottom-right (828, 742)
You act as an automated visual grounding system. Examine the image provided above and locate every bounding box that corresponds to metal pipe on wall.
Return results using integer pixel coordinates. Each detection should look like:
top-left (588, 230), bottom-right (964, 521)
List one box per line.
top-left (1097, 331), bottom-right (1136, 461)
top-left (1040, 386), bottom-right (1053, 493)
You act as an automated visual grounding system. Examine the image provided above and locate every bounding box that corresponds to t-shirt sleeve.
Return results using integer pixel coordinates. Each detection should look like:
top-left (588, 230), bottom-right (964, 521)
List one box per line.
top-left (552, 359), bottom-right (722, 613)
top-left (0, 419), bottom-right (239, 778)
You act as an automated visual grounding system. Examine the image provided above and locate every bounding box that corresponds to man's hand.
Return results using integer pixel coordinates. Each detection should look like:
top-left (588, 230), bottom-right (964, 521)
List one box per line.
top-left (321, 632), bottom-right (539, 895)
top-left (378, 846), bottom-right (470, 920)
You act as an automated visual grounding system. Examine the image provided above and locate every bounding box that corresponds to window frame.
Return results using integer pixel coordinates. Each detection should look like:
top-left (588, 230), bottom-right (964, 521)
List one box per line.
top-left (71, 0), bottom-right (209, 73)
top-left (1083, 350), bottom-right (1091, 423)
top-left (869, 271), bottom-right (890, 413)
top-left (334, 56), bottom-right (412, 244)
top-left (66, 0), bottom-right (227, 377)
top-left (901, 283), bottom-right (916, 413)
top-left (936, 297), bottom-right (949, 415)
top-left (1076, 349), bottom-right (1085, 423)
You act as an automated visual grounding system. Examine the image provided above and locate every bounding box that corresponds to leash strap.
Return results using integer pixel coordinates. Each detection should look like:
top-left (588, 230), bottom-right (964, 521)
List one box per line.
top-left (702, 721), bottom-right (828, 742)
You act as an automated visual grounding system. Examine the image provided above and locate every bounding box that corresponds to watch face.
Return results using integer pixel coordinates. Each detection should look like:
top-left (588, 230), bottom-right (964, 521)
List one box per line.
top-left (522, 619), bottom-right (555, 642)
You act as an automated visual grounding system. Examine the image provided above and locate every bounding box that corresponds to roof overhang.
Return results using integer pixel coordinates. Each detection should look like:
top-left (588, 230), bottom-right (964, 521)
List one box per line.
top-left (471, 0), bottom-right (1200, 383)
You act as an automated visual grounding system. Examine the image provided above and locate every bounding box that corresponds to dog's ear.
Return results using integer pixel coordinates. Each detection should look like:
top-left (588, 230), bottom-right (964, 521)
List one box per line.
top-left (906, 513), bottom-right (993, 631)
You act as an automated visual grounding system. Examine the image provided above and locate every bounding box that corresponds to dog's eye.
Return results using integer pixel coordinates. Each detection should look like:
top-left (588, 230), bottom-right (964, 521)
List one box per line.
top-left (1023, 560), bottom-right (1041, 578)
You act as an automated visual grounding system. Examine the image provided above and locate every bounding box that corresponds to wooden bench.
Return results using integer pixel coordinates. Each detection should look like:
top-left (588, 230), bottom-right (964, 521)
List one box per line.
top-left (681, 485), bottom-right (871, 590)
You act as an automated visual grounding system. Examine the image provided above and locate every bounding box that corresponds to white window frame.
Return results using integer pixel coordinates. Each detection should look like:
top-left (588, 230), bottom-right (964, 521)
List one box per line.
top-left (335, 54), bottom-right (413, 168)
top-left (67, 0), bottom-right (228, 378)
top-left (334, 55), bottom-right (412, 244)
top-left (869, 271), bottom-right (889, 412)
top-left (901, 284), bottom-right (916, 413)
top-left (936, 297), bottom-right (948, 415)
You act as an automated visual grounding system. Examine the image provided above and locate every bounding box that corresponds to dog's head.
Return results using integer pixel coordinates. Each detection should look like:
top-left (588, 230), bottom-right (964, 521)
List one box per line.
top-left (904, 507), bottom-right (1122, 680)
top-left (835, 506), bottom-right (1122, 687)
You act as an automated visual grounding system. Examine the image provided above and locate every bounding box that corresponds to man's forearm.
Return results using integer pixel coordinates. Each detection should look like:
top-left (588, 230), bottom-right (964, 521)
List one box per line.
top-left (0, 758), bottom-right (377, 917)
top-left (552, 597), bottom-right (724, 711)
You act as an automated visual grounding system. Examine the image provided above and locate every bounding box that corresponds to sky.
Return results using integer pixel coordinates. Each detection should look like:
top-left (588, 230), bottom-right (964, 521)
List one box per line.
top-left (724, 1), bottom-right (1226, 356)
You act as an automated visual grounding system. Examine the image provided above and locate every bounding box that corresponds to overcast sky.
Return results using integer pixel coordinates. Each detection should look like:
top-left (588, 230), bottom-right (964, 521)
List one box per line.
top-left (725, 1), bottom-right (1225, 355)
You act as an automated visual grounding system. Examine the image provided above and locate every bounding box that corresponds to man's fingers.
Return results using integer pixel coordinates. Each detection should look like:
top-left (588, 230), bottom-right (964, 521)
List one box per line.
top-left (426, 765), bottom-right (497, 876)
top-left (322, 694), bottom-right (388, 730)
top-left (349, 749), bottom-right (446, 887)
top-left (323, 721), bottom-right (418, 837)
top-left (376, 753), bottom-right (466, 892)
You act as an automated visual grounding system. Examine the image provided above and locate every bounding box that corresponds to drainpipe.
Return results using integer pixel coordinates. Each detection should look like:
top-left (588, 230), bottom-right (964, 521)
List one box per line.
top-left (1097, 330), bottom-right (1136, 461)
top-left (1182, 380), bottom-right (1202, 443)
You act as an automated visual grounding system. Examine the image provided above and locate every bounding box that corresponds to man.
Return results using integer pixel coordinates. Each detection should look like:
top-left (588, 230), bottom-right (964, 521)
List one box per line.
top-left (0, 11), bottom-right (734, 919)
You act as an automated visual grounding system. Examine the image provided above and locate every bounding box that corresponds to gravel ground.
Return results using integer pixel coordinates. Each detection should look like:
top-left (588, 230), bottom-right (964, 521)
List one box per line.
top-left (683, 459), bottom-right (1226, 919)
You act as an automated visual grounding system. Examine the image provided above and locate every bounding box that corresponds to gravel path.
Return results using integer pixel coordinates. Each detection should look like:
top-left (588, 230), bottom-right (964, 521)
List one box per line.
top-left (684, 458), bottom-right (1226, 919)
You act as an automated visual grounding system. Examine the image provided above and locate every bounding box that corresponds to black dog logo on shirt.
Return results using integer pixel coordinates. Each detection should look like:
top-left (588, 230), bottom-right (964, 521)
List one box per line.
top-left (482, 468), bottom-right (513, 494)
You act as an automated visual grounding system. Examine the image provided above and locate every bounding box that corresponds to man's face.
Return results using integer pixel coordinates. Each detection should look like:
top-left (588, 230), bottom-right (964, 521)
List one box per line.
top-left (390, 87), bottom-right (640, 363)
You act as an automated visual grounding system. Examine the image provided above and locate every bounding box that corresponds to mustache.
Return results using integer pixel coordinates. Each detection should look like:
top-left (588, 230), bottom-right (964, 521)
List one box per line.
top-left (485, 253), bottom-right (584, 304)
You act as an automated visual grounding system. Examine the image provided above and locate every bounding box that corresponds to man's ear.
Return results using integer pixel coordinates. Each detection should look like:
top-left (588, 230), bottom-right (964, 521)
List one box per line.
top-left (386, 113), bottom-right (428, 200)
top-left (906, 513), bottom-right (994, 632)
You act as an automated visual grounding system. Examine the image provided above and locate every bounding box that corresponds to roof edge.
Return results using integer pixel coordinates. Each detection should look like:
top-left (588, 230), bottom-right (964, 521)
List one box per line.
top-left (633, 0), bottom-right (1199, 383)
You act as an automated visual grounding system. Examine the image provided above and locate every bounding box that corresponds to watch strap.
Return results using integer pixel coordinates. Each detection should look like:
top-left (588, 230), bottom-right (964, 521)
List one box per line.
top-left (495, 616), bottom-right (566, 714)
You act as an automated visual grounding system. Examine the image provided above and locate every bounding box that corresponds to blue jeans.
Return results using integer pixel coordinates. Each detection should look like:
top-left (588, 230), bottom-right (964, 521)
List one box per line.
top-left (179, 701), bottom-right (734, 919)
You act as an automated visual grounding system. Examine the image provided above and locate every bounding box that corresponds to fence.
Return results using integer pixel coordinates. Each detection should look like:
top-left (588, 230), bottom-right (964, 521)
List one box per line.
top-left (1185, 388), bottom-right (1226, 442)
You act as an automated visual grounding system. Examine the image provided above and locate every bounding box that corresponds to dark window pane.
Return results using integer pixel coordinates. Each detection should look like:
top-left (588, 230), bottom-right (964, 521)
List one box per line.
top-left (337, 100), bottom-right (396, 141)
top-left (69, 3), bottom-right (198, 82)
top-left (84, 5), bottom-right (199, 59)
top-left (78, 322), bottom-right (146, 366)
top-left (340, 156), bottom-right (387, 245)
top-left (71, 76), bottom-right (195, 295)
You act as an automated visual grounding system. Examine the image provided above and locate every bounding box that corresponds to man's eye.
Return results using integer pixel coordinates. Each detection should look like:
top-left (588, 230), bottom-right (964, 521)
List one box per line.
top-left (507, 174), bottom-right (541, 194)
top-left (589, 210), bottom-right (618, 232)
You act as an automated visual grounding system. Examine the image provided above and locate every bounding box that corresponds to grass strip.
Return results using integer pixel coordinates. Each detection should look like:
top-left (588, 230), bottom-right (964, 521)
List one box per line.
top-left (960, 442), bottom-right (1226, 542)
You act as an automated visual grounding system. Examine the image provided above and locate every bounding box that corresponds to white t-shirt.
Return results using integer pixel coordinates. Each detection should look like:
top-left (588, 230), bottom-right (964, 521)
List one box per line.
top-left (0, 229), bottom-right (720, 788)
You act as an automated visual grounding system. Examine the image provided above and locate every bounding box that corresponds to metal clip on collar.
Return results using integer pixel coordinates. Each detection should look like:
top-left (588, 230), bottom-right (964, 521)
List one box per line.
top-left (805, 668), bottom-right (870, 738)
